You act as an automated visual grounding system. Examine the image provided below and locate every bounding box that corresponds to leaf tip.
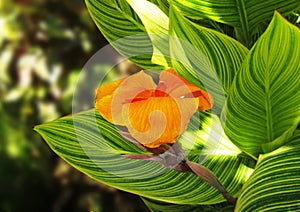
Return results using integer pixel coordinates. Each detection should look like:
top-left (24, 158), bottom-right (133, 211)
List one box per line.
top-left (272, 10), bottom-right (295, 26)
top-left (33, 123), bottom-right (46, 135)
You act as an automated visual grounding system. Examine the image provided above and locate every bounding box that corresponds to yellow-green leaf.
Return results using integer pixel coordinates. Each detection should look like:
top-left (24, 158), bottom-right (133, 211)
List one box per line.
top-left (235, 131), bottom-right (300, 211)
top-left (223, 12), bottom-right (300, 156)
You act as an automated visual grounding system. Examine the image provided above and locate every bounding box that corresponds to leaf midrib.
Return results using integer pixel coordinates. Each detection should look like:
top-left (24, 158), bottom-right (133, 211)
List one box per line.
top-left (264, 67), bottom-right (274, 142)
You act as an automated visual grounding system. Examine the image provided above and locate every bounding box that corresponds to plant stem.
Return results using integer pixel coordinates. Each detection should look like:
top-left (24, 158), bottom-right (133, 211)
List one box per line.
top-left (185, 161), bottom-right (236, 205)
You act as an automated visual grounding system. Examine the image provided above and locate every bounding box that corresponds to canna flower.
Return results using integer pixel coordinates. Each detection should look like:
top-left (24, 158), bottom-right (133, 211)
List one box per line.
top-left (95, 68), bottom-right (213, 148)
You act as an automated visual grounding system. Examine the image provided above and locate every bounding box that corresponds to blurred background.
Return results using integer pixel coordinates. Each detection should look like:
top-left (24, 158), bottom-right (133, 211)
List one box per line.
top-left (0, 0), bottom-right (148, 211)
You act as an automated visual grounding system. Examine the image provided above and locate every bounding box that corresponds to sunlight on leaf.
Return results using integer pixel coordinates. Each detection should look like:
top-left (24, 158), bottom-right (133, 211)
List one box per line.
top-left (169, 5), bottom-right (248, 113)
top-left (126, 0), bottom-right (170, 67)
top-left (35, 109), bottom-right (254, 205)
top-left (171, 0), bottom-right (299, 46)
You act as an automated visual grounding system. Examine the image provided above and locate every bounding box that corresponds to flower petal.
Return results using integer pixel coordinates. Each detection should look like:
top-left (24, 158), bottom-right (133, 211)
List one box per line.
top-left (122, 97), bottom-right (198, 148)
top-left (95, 94), bottom-right (124, 125)
top-left (114, 71), bottom-right (156, 102)
top-left (95, 71), bottom-right (156, 125)
top-left (159, 68), bottom-right (200, 97)
top-left (96, 78), bottom-right (125, 100)
top-left (95, 79), bottom-right (125, 124)
top-left (160, 68), bottom-right (213, 110)
top-left (197, 91), bottom-right (214, 111)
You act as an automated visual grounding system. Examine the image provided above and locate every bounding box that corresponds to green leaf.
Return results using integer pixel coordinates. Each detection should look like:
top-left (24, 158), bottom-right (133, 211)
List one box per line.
top-left (85, 0), bottom-right (162, 69)
top-left (171, 0), bottom-right (299, 46)
top-left (169, 6), bottom-right (249, 112)
top-left (223, 12), bottom-right (300, 157)
top-left (35, 109), bottom-right (254, 205)
top-left (125, 0), bottom-right (170, 67)
top-left (235, 131), bottom-right (300, 211)
top-left (142, 197), bottom-right (233, 212)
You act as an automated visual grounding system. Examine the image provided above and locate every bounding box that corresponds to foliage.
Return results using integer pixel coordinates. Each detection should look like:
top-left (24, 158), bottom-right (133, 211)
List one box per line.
top-left (35, 0), bottom-right (299, 211)
top-left (35, 110), bottom-right (255, 205)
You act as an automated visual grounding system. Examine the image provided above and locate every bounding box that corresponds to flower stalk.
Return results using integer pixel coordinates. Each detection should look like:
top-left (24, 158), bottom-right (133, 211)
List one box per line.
top-left (124, 140), bottom-right (236, 205)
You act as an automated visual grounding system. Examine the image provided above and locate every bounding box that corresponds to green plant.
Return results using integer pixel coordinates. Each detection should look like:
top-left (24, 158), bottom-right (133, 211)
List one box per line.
top-left (35, 0), bottom-right (300, 211)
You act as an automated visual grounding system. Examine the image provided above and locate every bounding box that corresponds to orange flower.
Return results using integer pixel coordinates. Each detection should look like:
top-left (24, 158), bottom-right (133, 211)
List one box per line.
top-left (95, 68), bottom-right (213, 148)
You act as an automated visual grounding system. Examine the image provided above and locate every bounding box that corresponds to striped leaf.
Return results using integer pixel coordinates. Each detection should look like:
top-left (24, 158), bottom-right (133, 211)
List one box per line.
top-left (142, 197), bottom-right (233, 212)
top-left (223, 12), bottom-right (300, 157)
top-left (126, 0), bottom-right (170, 67)
top-left (35, 109), bottom-right (254, 205)
top-left (235, 131), bottom-right (300, 211)
top-left (171, 0), bottom-right (299, 46)
top-left (85, 0), bottom-right (163, 69)
top-left (169, 6), bottom-right (249, 112)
